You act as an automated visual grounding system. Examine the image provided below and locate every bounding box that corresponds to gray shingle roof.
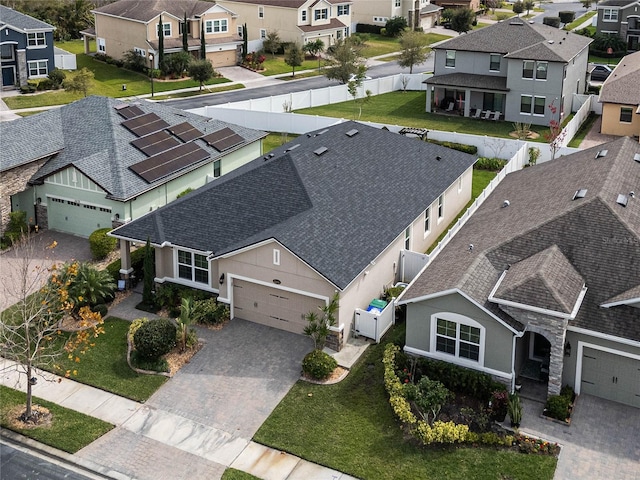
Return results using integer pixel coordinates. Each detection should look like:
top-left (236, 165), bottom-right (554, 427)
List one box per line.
top-left (299, 18), bottom-right (346, 32)
top-left (2, 96), bottom-right (265, 201)
top-left (0, 5), bottom-right (55, 31)
top-left (92, 0), bottom-right (223, 22)
top-left (434, 19), bottom-right (592, 62)
top-left (402, 136), bottom-right (640, 341)
top-left (112, 121), bottom-right (477, 290)
top-left (425, 73), bottom-right (509, 91)
top-left (598, 51), bottom-right (640, 106)
top-left (597, 0), bottom-right (637, 6)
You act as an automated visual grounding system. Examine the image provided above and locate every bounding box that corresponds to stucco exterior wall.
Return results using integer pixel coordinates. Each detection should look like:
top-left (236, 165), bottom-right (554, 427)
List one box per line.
top-left (95, 14), bottom-right (148, 60)
top-left (217, 1), bottom-right (300, 44)
top-left (601, 102), bottom-right (640, 137)
top-left (2, 159), bottom-right (47, 235)
top-left (351, 0), bottom-right (403, 26)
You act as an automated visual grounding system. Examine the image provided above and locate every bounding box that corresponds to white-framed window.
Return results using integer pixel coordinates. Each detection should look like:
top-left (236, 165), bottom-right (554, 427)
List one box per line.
top-left (337, 29), bottom-right (343, 39)
top-left (432, 314), bottom-right (484, 363)
top-left (404, 226), bottom-right (411, 250)
top-left (395, 0), bottom-right (402, 6)
top-left (536, 61), bottom-right (548, 80)
top-left (206, 19), bottom-right (228, 33)
top-left (423, 207), bottom-right (431, 236)
top-left (437, 194), bottom-right (444, 220)
top-left (603, 8), bottom-right (618, 21)
top-left (1, 44), bottom-right (14, 61)
top-left (27, 32), bottom-right (46, 47)
top-left (133, 47), bottom-right (146, 57)
top-left (445, 50), bottom-right (455, 68)
top-left (273, 248), bottom-right (280, 265)
top-left (213, 159), bottom-right (221, 177)
top-left (314, 8), bottom-right (328, 20)
top-left (533, 96), bottom-right (545, 115)
top-left (259, 6), bottom-right (264, 18)
top-left (522, 60), bottom-right (534, 78)
top-left (97, 37), bottom-right (106, 52)
top-left (337, 5), bottom-right (350, 15)
top-left (301, 10), bottom-right (307, 21)
top-left (27, 60), bottom-right (47, 77)
top-left (620, 107), bottom-right (633, 123)
top-left (260, 29), bottom-right (267, 39)
top-left (238, 26), bottom-right (243, 37)
top-left (177, 249), bottom-right (209, 284)
top-left (489, 53), bottom-right (500, 71)
top-left (158, 22), bottom-right (171, 37)
top-left (520, 94), bottom-right (532, 114)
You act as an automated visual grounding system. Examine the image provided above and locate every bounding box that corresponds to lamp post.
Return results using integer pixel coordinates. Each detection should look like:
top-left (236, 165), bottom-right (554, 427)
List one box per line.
top-left (148, 52), bottom-right (155, 98)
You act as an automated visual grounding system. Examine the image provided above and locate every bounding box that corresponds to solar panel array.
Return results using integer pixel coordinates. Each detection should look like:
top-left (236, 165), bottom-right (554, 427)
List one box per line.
top-left (116, 105), bottom-right (145, 119)
top-left (130, 142), bottom-right (210, 183)
top-left (169, 122), bottom-right (203, 142)
top-left (122, 113), bottom-right (170, 137)
top-left (131, 130), bottom-right (181, 156)
top-left (202, 127), bottom-right (244, 152)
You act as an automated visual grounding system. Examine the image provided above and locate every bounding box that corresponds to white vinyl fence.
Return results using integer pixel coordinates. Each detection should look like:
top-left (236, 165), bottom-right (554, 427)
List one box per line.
top-left (53, 47), bottom-right (76, 70)
top-left (399, 250), bottom-right (429, 284)
top-left (354, 298), bottom-right (396, 343)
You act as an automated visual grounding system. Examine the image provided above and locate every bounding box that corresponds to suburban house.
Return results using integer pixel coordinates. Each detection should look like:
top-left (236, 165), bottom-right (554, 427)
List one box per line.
top-left (599, 50), bottom-right (640, 138)
top-left (84, 0), bottom-right (243, 68)
top-left (596, 0), bottom-right (640, 52)
top-left (430, 0), bottom-right (480, 14)
top-left (109, 121), bottom-right (477, 349)
top-left (350, 0), bottom-right (441, 31)
top-left (216, 0), bottom-right (353, 52)
top-left (398, 137), bottom-right (640, 408)
top-left (0, 95), bottom-right (265, 238)
top-left (0, 5), bottom-right (55, 89)
top-left (424, 19), bottom-right (593, 126)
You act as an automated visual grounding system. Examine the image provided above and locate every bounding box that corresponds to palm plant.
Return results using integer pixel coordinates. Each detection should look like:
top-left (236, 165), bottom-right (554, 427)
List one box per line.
top-left (303, 293), bottom-right (339, 350)
top-left (65, 262), bottom-right (116, 310)
top-left (177, 297), bottom-right (196, 352)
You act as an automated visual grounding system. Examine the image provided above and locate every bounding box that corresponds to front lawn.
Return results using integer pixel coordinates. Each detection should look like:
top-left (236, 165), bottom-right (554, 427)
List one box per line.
top-left (52, 317), bottom-right (167, 402)
top-left (254, 325), bottom-right (557, 480)
top-left (565, 11), bottom-right (596, 31)
top-left (0, 385), bottom-right (113, 453)
top-left (260, 55), bottom-right (323, 76)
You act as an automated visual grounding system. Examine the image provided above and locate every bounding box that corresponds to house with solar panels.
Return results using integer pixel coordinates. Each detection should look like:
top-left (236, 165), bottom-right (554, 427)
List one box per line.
top-left (1, 95), bottom-right (266, 238)
top-left (109, 121), bottom-right (477, 349)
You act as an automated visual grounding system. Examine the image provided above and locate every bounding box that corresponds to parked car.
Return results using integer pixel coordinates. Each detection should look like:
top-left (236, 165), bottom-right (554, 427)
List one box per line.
top-left (589, 64), bottom-right (613, 82)
top-left (348, 73), bottom-right (372, 82)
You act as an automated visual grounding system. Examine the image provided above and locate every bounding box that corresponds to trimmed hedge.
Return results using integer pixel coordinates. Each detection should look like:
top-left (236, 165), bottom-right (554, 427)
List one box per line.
top-left (133, 318), bottom-right (176, 360)
top-left (543, 17), bottom-right (561, 28)
top-left (356, 23), bottom-right (383, 34)
top-left (475, 157), bottom-right (507, 171)
top-left (302, 350), bottom-right (337, 380)
top-left (89, 228), bottom-right (117, 260)
top-left (426, 139), bottom-right (478, 155)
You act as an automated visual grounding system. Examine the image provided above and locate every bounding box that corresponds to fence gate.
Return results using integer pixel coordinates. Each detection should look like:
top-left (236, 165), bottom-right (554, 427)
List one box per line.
top-left (399, 250), bottom-right (429, 283)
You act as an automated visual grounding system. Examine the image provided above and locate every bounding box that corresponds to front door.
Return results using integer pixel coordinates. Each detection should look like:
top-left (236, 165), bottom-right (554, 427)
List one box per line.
top-left (2, 66), bottom-right (16, 86)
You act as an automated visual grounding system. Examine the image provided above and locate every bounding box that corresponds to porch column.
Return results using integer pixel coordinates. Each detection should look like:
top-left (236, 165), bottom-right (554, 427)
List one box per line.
top-left (464, 89), bottom-right (471, 117)
top-left (426, 87), bottom-right (433, 113)
top-left (83, 35), bottom-right (90, 54)
top-left (119, 240), bottom-right (133, 289)
top-left (547, 335), bottom-right (566, 397)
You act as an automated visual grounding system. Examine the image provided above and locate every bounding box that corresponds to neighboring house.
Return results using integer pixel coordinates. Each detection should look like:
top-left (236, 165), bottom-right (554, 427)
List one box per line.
top-left (1, 95), bottom-right (265, 238)
top-left (85, 0), bottom-right (243, 68)
top-left (425, 19), bottom-right (593, 126)
top-left (110, 121), bottom-right (477, 348)
top-left (599, 50), bottom-right (640, 138)
top-left (217, 0), bottom-right (353, 52)
top-left (596, 0), bottom-right (640, 52)
top-left (430, 0), bottom-right (480, 14)
top-left (399, 136), bottom-right (640, 408)
top-left (350, 0), bottom-right (441, 31)
top-left (0, 5), bottom-right (55, 89)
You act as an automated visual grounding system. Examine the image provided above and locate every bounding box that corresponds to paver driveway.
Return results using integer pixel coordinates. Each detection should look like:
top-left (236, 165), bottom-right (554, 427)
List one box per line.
top-left (146, 318), bottom-right (314, 439)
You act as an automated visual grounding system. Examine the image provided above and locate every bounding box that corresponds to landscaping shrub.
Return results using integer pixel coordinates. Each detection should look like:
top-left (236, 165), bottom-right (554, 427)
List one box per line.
top-left (104, 246), bottom-right (146, 284)
top-left (560, 385), bottom-right (575, 402)
top-left (416, 420), bottom-right (469, 444)
top-left (122, 49), bottom-right (147, 72)
top-left (543, 17), bottom-right (561, 28)
top-left (544, 394), bottom-right (570, 421)
top-left (48, 68), bottom-right (66, 87)
top-left (92, 303), bottom-right (108, 317)
top-left (57, 262), bottom-right (115, 310)
top-left (302, 349), bottom-right (337, 380)
top-left (558, 11), bottom-right (575, 24)
top-left (193, 298), bottom-right (229, 325)
top-left (155, 283), bottom-right (214, 317)
top-left (128, 317), bottom-right (149, 345)
top-left (426, 139), bottom-right (478, 155)
top-left (133, 318), bottom-right (176, 360)
top-left (176, 187), bottom-right (193, 199)
top-left (4, 211), bottom-right (28, 244)
top-left (384, 16), bottom-right (408, 37)
top-left (89, 228), bottom-right (117, 260)
top-left (475, 157), bottom-right (507, 171)
top-left (356, 24), bottom-right (383, 34)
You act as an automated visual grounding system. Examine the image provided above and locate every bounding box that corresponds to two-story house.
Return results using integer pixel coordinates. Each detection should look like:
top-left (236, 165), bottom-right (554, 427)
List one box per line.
top-left (596, 0), bottom-right (640, 52)
top-left (217, 0), bottom-right (353, 52)
top-left (425, 20), bottom-right (592, 126)
top-left (84, 0), bottom-right (243, 68)
top-left (350, 0), bottom-right (442, 31)
top-left (0, 5), bottom-right (55, 89)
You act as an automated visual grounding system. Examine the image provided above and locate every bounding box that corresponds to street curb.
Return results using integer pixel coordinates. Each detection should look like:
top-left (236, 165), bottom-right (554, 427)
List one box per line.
top-left (1, 428), bottom-right (134, 480)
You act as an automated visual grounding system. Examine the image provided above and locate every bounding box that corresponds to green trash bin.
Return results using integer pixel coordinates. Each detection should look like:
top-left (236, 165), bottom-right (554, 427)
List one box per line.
top-left (369, 298), bottom-right (388, 310)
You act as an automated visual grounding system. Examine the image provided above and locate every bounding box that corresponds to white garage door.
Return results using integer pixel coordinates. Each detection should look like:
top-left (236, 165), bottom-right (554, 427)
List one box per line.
top-left (47, 197), bottom-right (113, 237)
top-left (232, 279), bottom-right (325, 335)
top-left (581, 347), bottom-right (640, 408)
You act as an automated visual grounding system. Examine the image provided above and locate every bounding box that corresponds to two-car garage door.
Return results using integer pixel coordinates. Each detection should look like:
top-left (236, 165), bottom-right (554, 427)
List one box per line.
top-left (581, 347), bottom-right (640, 408)
top-left (232, 279), bottom-right (325, 335)
top-left (47, 197), bottom-right (113, 237)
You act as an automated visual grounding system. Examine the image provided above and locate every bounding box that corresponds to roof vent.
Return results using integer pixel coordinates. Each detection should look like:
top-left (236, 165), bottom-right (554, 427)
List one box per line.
top-left (315, 129), bottom-right (329, 136)
top-left (263, 153), bottom-right (275, 160)
top-left (634, 153), bottom-right (640, 162)
top-left (468, 244), bottom-right (474, 252)
top-left (573, 189), bottom-right (587, 200)
top-left (630, 191), bottom-right (636, 198)
top-left (284, 144), bottom-right (300, 153)
top-left (595, 149), bottom-right (608, 158)
top-left (502, 200), bottom-right (510, 208)
top-left (617, 194), bottom-right (628, 207)
top-left (548, 40), bottom-right (554, 44)
top-left (314, 147), bottom-right (328, 156)
top-left (436, 155), bottom-right (441, 161)
top-left (345, 129), bottom-right (359, 137)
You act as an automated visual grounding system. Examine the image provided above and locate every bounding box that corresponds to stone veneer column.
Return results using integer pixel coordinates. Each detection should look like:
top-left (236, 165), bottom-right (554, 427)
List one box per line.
top-left (16, 50), bottom-right (28, 87)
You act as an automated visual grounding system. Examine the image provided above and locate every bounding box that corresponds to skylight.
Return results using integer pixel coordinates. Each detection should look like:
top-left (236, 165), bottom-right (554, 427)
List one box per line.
top-left (595, 149), bottom-right (608, 158)
top-left (634, 153), bottom-right (640, 163)
top-left (616, 194), bottom-right (628, 207)
top-left (573, 189), bottom-right (587, 200)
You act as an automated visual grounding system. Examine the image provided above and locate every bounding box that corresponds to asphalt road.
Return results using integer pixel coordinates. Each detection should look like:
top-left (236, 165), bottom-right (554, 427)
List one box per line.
top-left (532, 2), bottom-right (588, 24)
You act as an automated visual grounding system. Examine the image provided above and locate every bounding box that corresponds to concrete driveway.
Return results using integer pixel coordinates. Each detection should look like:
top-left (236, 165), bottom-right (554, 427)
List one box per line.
top-left (146, 318), bottom-right (314, 439)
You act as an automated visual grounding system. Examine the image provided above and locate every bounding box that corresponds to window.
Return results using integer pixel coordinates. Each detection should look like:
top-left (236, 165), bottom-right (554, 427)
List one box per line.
top-left (445, 50), bottom-right (455, 68)
top-left (97, 37), bottom-right (106, 52)
top-left (522, 60), bottom-right (534, 78)
top-left (437, 195), bottom-right (444, 219)
top-left (273, 249), bottom-right (280, 265)
top-left (315, 8), bottom-right (328, 20)
top-left (134, 47), bottom-right (146, 57)
top-left (533, 96), bottom-right (545, 115)
top-left (178, 250), bottom-right (209, 284)
top-left (206, 19), bottom-right (228, 33)
top-left (424, 207), bottom-right (430, 235)
top-left (238, 26), bottom-right (243, 37)
top-left (435, 317), bottom-right (482, 362)
top-left (536, 61), bottom-right (548, 80)
top-left (157, 22), bottom-right (171, 37)
top-left (404, 227), bottom-right (411, 250)
top-left (27, 60), bottom-right (47, 77)
top-left (1, 44), bottom-right (14, 61)
top-left (338, 5), bottom-right (350, 15)
top-left (337, 29), bottom-right (342, 39)
top-left (603, 8), bottom-right (618, 21)
top-left (301, 10), bottom-right (307, 21)
top-left (489, 54), bottom-right (500, 71)
top-left (395, 0), bottom-right (401, 6)
top-left (213, 159), bottom-right (221, 177)
top-left (520, 95), bottom-right (532, 114)
top-left (259, 6), bottom-right (264, 18)
top-left (27, 32), bottom-right (46, 46)
top-left (260, 29), bottom-right (267, 39)
top-left (620, 107), bottom-right (633, 123)
top-left (179, 21), bottom-right (191, 35)
top-left (373, 16), bottom-right (389, 23)
top-left (458, 176), bottom-right (463, 193)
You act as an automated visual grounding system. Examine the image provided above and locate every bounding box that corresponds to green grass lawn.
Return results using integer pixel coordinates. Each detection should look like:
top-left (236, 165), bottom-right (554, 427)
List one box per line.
top-left (263, 132), bottom-right (300, 153)
top-left (588, 54), bottom-right (621, 65)
top-left (567, 113), bottom-right (599, 148)
top-left (358, 34), bottom-right (402, 57)
top-left (260, 55), bottom-right (323, 76)
top-left (1, 385), bottom-right (113, 453)
top-left (565, 11), bottom-right (596, 30)
top-left (222, 469), bottom-right (261, 480)
top-left (295, 91), bottom-right (548, 140)
top-left (52, 318), bottom-right (167, 402)
top-left (473, 22), bottom-right (492, 29)
top-left (152, 83), bottom-right (244, 100)
top-left (254, 324), bottom-right (557, 480)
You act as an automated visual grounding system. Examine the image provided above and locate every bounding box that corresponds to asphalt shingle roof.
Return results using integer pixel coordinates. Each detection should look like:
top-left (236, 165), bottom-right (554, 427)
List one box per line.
top-left (112, 121), bottom-right (477, 290)
top-left (425, 73), bottom-right (509, 91)
top-left (598, 51), bottom-right (640, 106)
top-left (434, 19), bottom-right (592, 62)
top-left (0, 5), bottom-right (54, 31)
top-left (92, 0), bottom-right (221, 22)
top-left (402, 136), bottom-right (640, 341)
top-left (1, 96), bottom-right (264, 201)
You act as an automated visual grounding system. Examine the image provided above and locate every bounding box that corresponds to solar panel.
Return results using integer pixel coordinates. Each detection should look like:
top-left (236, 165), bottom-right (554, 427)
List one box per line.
top-left (122, 113), bottom-right (170, 137)
top-left (202, 127), bottom-right (244, 152)
top-left (117, 105), bottom-right (145, 119)
top-left (131, 130), bottom-right (181, 156)
top-left (169, 122), bottom-right (203, 142)
top-left (129, 142), bottom-right (210, 183)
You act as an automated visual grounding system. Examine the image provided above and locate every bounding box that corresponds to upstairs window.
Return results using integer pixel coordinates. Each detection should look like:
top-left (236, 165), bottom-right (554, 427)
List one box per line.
top-left (536, 61), bottom-right (548, 80)
top-left (437, 194), bottom-right (444, 219)
top-left (603, 8), bottom-right (618, 21)
top-left (404, 227), bottom-right (411, 250)
top-left (315, 8), bottom-right (328, 20)
top-left (301, 10), bottom-right (307, 21)
top-left (395, 0), bottom-right (401, 6)
top-left (445, 50), bottom-right (456, 68)
top-left (337, 5), bottom-right (350, 15)
top-left (27, 32), bottom-right (46, 46)
top-left (620, 107), bottom-right (633, 123)
top-left (179, 21), bottom-right (191, 35)
top-left (424, 207), bottom-right (431, 235)
top-left (157, 23), bottom-right (171, 37)
top-left (522, 60), bottom-right (534, 78)
top-left (259, 6), bottom-right (264, 18)
top-left (489, 54), bottom-right (501, 71)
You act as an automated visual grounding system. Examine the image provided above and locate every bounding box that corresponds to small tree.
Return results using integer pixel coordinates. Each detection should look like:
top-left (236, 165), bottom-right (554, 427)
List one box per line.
top-left (385, 16), bottom-right (408, 37)
top-left (142, 237), bottom-right (155, 307)
top-left (558, 11), bottom-right (575, 26)
top-left (524, 0), bottom-right (536, 14)
top-left (182, 12), bottom-right (189, 52)
top-left (404, 377), bottom-right (452, 424)
top-left (158, 15), bottom-right (165, 74)
top-left (303, 293), bottom-right (339, 350)
top-left (200, 22), bottom-right (206, 59)
top-left (284, 43), bottom-right (304, 78)
top-left (123, 49), bottom-right (147, 72)
top-left (451, 8), bottom-right (475, 34)
top-left (398, 30), bottom-right (430, 74)
top-left (544, 99), bottom-right (566, 159)
top-left (324, 38), bottom-right (366, 84)
top-left (513, 1), bottom-right (524, 16)
top-left (347, 70), bottom-right (372, 120)
top-left (262, 30), bottom-right (281, 58)
top-left (242, 23), bottom-right (248, 59)
top-left (63, 67), bottom-right (94, 97)
top-left (188, 59), bottom-right (215, 90)
top-left (581, 0), bottom-right (592, 9)
top-left (164, 51), bottom-right (192, 77)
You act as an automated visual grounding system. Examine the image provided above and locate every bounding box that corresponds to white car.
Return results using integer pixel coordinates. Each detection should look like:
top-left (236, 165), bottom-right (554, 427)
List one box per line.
top-left (348, 74), bottom-right (372, 82)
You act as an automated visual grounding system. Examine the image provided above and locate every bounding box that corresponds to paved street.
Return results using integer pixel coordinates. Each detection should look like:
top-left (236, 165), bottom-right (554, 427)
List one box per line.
top-left (532, 1), bottom-right (588, 23)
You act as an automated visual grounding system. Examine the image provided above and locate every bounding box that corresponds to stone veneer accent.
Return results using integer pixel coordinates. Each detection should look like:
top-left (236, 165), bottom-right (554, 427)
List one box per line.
top-left (16, 50), bottom-right (27, 88)
top-left (500, 304), bottom-right (568, 398)
top-left (35, 204), bottom-right (48, 230)
top-left (326, 328), bottom-right (344, 352)
top-left (0, 159), bottom-right (47, 236)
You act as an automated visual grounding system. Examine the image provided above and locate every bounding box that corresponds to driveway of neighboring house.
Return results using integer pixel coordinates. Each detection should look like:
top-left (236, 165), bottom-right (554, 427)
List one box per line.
top-left (146, 318), bottom-right (314, 440)
top-left (0, 230), bottom-right (92, 311)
